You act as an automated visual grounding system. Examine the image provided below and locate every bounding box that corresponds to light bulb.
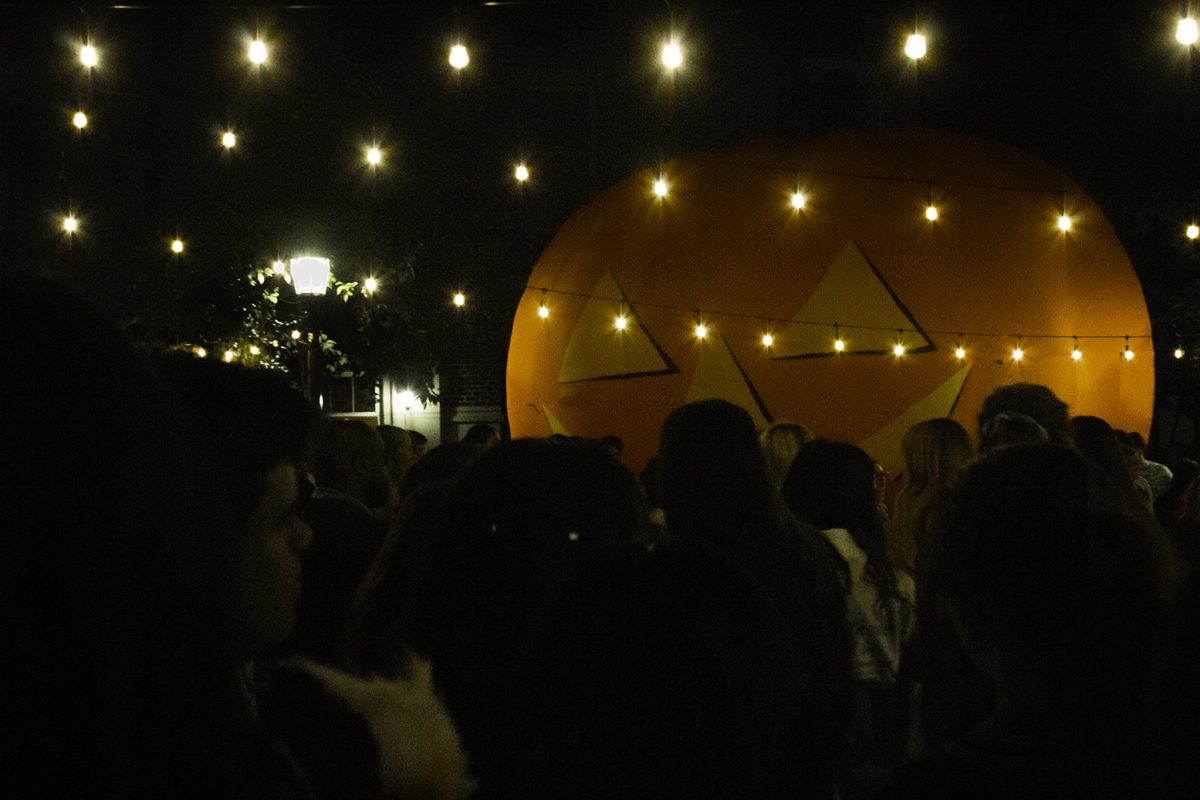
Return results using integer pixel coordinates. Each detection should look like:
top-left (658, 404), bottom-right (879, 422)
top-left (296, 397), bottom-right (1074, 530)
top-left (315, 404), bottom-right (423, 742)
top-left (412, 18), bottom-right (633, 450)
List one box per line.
top-left (761, 333), bottom-right (774, 347)
top-left (834, 338), bottom-right (846, 352)
top-left (1057, 214), bottom-right (1073, 232)
top-left (1124, 347), bottom-right (1135, 361)
top-left (925, 205), bottom-right (939, 221)
top-left (73, 111), bottom-right (88, 129)
top-left (694, 324), bottom-right (708, 340)
top-left (1186, 224), bottom-right (1199, 240)
top-left (1177, 17), bottom-right (1199, 46)
top-left (452, 292), bottom-right (466, 307)
top-left (905, 33), bottom-right (927, 60)
top-left (1012, 347), bottom-right (1025, 362)
top-left (791, 191), bottom-right (806, 210)
top-left (62, 215), bottom-right (79, 234)
top-left (222, 131), bottom-right (237, 148)
top-left (614, 314), bottom-right (628, 331)
top-left (249, 345), bottom-right (261, 356)
top-left (653, 178), bottom-right (668, 198)
top-left (662, 41), bottom-right (683, 70)
top-left (272, 260), bottom-right (286, 273)
top-left (170, 238), bottom-right (184, 254)
top-left (893, 342), bottom-right (906, 356)
top-left (537, 304), bottom-right (550, 319)
top-left (1175, 348), bottom-right (1185, 359)
top-left (515, 163), bottom-right (530, 182)
top-left (1072, 348), bottom-right (1083, 361)
top-left (366, 146), bottom-right (382, 166)
top-left (80, 44), bottom-right (98, 68)
top-left (248, 40), bottom-right (267, 65)
top-left (449, 44), bottom-right (469, 69)
top-left (954, 346), bottom-right (966, 360)
top-left (364, 277), bottom-right (378, 294)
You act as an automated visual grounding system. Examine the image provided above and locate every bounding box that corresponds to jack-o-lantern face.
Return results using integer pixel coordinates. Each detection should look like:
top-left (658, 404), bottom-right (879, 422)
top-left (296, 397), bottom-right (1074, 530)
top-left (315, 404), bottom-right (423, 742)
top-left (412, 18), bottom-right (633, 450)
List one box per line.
top-left (507, 130), bottom-right (1152, 474)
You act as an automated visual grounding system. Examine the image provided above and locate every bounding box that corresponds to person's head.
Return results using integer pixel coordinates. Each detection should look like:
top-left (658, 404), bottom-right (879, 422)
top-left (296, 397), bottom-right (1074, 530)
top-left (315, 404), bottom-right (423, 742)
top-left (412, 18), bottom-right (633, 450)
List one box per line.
top-left (658, 399), bottom-right (777, 545)
top-left (599, 434), bottom-right (624, 458)
top-left (978, 383), bottom-right (1071, 452)
top-left (377, 424), bottom-right (416, 486)
top-left (313, 419), bottom-right (388, 504)
top-left (7, 279), bottom-right (239, 792)
top-left (408, 437), bottom-right (648, 786)
top-left (899, 417), bottom-right (974, 499)
top-left (395, 441), bottom-right (482, 504)
top-left (926, 443), bottom-right (1173, 692)
top-left (1128, 431), bottom-right (1148, 455)
top-left (1070, 415), bottom-right (1145, 514)
top-left (461, 423), bottom-right (500, 449)
top-left (407, 429), bottom-right (428, 456)
top-left (512, 538), bottom-right (816, 797)
top-left (759, 421), bottom-right (813, 492)
top-left (156, 352), bottom-right (321, 660)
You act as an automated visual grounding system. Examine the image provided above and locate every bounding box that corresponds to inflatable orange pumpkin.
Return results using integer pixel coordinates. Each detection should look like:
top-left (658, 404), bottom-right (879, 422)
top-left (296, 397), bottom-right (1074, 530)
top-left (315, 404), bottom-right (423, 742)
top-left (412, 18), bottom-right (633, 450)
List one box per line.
top-left (507, 130), bottom-right (1153, 474)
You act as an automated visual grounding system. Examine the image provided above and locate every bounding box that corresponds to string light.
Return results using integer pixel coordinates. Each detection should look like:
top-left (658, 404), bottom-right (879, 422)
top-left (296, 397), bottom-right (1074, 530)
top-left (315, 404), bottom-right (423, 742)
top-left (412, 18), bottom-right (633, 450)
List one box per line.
top-left (653, 177), bottom-right (669, 198)
top-left (272, 260), bottom-right (286, 273)
top-left (194, 347), bottom-right (207, 358)
top-left (515, 163), bottom-right (530, 182)
top-left (694, 321), bottom-right (709, 340)
top-left (761, 332), bottom-right (774, 347)
top-left (222, 131), bottom-right (237, 149)
top-left (72, 111), bottom-right (88, 129)
top-left (248, 39), bottom-right (268, 65)
top-left (449, 44), bottom-right (470, 70)
top-left (892, 331), bottom-right (906, 357)
top-left (662, 41), bottom-right (683, 70)
top-left (62, 215), bottom-right (79, 234)
top-left (170, 238), bottom-right (185, 255)
top-left (1012, 344), bottom-right (1025, 362)
top-left (1175, 347), bottom-right (1186, 359)
top-left (905, 32), bottom-right (927, 60)
top-left (291, 329), bottom-right (301, 340)
top-left (248, 345), bottom-right (261, 356)
top-left (1187, 223), bottom-right (1199, 240)
top-left (834, 324), bottom-right (846, 352)
top-left (366, 146), bottom-right (383, 166)
top-left (1124, 337), bottom-right (1134, 361)
top-left (614, 313), bottom-right (628, 331)
top-left (1057, 213), bottom-right (1073, 232)
top-left (1177, 17), bottom-right (1199, 46)
top-left (79, 44), bottom-right (98, 69)
top-left (223, 350), bottom-right (236, 362)
top-left (1072, 338), bottom-right (1083, 361)
top-left (537, 302), bottom-right (550, 319)
top-left (954, 343), bottom-right (966, 360)
top-left (452, 291), bottom-right (466, 307)
top-left (791, 191), bottom-right (807, 210)
top-left (363, 277), bottom-right (378, 294)
top-left (925, 204), bottom-right (938, 222)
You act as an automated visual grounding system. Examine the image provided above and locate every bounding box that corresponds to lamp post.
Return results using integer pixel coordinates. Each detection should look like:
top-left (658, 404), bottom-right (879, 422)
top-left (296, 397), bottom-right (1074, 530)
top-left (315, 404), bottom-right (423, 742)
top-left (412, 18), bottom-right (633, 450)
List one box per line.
top-left (290, 256), bottom-right (332, 402)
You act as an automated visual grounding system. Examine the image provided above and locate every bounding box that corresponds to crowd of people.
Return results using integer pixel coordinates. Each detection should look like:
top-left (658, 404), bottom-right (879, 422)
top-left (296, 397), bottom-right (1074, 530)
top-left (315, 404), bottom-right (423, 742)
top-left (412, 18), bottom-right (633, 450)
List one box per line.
top-left (7, 276), bottom-right (1200, 798)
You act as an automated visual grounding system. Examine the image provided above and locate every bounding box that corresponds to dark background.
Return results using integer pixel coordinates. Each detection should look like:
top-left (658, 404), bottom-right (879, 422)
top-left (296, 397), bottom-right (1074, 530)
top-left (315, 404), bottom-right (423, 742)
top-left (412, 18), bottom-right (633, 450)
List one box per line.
top-left (2, 2), bottom-right (1198, 450)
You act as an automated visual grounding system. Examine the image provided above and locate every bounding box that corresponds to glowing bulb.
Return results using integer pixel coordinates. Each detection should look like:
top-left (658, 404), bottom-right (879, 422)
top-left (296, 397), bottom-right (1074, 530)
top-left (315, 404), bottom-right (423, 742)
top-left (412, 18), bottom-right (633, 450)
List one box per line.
top-left (694, 323), bottom-right (708, 340)
top-left (291, 329), bottom-right (302, 340)
top-left (653, 178), bottom-right (668, 198)
top-left (248, 39), bottom-right (268, 65)
top-left (194, 347), bottom-right (207, 358)
top-left (397, 389), bottom-right (416, 410)
top-left (791, 191), bottom-right (807, 210)
top-left (1187, 224), bottom-right (1199, 240)
top-left (449, 44), bottom-right (469, 69)
top-left (1124, 347), bottom-right (1135, 361)
top-left (366, 146), bottom-right (382, 166)
top-left (249, 345), bottom-right (261, 356)
top-left (614, 314), bottom-right (628, 331)
top-left (1012, 347), bottom-right (1025, 362)
top-left (452, 292), bottom-right (466, 307)
top-left (272, 260), bottom-right (286, 273)
top-left (1057, 214), bottom-right (1073, 232)
top-left (954, 346), bottom-right (966, 360)
top-left (1177, 17), bottom-right (1199, 46)
top-left (515, 163), bottom-right (530, 182)
top-left (223, 350), bottom-right (236, 362)
top-left (905, 33), bottom-right (927, 60)
top-left (1072, 347), bottom-right (1083, 361)
top-left (364, 277), bottom-right (378, 294)
top-left (62, 215), bottom-right (78, 234)
top-left (222, 131), bottom-right (237, 149)
top-left (80, 44), bottom-right (98, 68)
top-left (1175, 348), bottom-right (1185, 359)
top-left (662, 41), bottom-right (683, 70)
top-left (834, 338), bottom-right (846, 352)
top-left (761, 333), bottom-right (774, 347)
top-left (170, 238), bottom-right (184, 254)
top-left (925, 205), bottom-right (939, 221)
top-left (893, 342), bottom-right (906, 357)
top-left (537, 304), bottom-right (550, 319)
top-left (72, 111), bottom-right (87, 129)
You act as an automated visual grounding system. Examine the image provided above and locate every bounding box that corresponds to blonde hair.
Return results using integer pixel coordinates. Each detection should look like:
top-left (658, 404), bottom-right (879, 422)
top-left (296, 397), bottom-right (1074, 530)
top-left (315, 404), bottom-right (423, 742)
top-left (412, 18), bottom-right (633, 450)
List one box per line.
top-left (891, 418), bottom-right (973, 570)
top-left (758, 422), bottom-right (813, 492)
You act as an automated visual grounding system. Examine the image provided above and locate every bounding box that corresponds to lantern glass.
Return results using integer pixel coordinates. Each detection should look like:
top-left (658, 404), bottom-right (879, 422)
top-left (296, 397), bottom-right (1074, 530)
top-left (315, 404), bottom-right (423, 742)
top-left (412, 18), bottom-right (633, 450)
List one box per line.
top-left (291, 256), bottom-right (331, 295)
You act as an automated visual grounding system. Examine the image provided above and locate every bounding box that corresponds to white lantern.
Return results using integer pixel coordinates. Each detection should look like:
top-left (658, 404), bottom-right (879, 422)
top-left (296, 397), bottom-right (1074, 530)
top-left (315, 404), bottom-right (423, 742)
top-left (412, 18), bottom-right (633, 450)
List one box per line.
top-left (291, 256), bottom-right (331, 295)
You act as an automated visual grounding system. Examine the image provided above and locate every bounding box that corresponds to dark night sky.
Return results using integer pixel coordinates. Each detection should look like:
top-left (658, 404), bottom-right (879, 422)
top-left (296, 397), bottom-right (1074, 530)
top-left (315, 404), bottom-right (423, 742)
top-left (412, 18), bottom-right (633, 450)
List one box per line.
top-left (2, 2), bottom-right (1199, 333)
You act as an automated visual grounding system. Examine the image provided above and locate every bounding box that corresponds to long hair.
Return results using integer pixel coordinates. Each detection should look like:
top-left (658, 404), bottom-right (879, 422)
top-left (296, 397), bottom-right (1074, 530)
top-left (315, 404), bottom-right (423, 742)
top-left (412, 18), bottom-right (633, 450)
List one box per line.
top-left (892, 418), bottom-right (973, 568)
top-left (783, 440), bottom-right (899, 616)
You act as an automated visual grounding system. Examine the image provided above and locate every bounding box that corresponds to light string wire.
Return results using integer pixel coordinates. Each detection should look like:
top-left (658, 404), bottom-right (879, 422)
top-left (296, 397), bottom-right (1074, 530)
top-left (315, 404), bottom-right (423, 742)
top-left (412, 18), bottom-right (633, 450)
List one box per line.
top-left (523, 284), bottom-right (1166, 344)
